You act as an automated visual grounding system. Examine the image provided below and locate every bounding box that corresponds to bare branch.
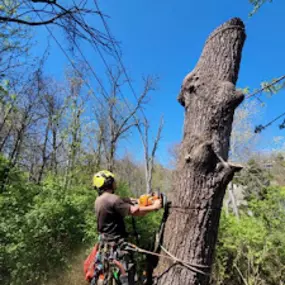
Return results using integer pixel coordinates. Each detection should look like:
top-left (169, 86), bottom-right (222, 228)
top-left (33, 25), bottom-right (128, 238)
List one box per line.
top-left (117, 122), bottom-right (137, 138)
top-left (31, 0), bottom-right (56, 3)
top-left (0, 0), bottom-right (113, 50)
top-left (137, 117), bottom-right (149, 151)
top-left (114, 94), bottom-right (146, 142)
top-left (114, 77), bottom-right (155, 141)
top-left (151, 116), bottom-right (164, 160)
top-left (0, 11), bottom-right (71, 26)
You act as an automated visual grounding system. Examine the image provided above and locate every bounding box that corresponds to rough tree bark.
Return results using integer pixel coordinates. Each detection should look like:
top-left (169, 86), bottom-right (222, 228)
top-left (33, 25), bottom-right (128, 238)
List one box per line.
top-left (155, 18), bottom-right (246, 285)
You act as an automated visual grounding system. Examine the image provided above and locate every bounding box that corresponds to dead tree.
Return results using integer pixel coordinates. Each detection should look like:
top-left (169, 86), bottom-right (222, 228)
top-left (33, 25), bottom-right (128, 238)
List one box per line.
top-left (63, 72), bottom-right (85, 188)
top-left (94, 69), bottom-right (154, 172)
top-left (8, 71), bottom-right (44, 167)
top-left (224, 182), bottom-right (240, 219)
top-left (37, 82), bottom-right (65, 183)
top-left (155, 18), bottom-right (246, 285)
top-left (137, 116), bottom-right (163, 194)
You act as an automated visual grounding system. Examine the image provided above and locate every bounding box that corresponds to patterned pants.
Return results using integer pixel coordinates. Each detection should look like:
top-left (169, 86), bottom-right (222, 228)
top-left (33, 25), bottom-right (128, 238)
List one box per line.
top-left (92, 239), bottom-right (136, 285)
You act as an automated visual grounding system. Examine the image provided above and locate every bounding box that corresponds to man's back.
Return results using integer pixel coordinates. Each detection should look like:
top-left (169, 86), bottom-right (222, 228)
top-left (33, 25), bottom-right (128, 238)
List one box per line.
top-left (95, 192), bottom-right (130, 241)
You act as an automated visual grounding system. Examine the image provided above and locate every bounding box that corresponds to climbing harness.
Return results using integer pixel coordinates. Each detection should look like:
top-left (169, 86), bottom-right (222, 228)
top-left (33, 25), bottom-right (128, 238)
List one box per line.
top-left (84, 236), bottom-right (135, 285)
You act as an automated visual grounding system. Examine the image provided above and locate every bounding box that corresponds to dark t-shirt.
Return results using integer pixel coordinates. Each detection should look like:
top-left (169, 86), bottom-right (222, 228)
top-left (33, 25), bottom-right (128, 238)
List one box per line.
top-left (94, 192), bottom-right (131, 240)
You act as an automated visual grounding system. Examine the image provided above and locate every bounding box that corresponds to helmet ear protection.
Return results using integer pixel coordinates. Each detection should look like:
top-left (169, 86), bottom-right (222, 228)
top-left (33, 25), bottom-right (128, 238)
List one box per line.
top-left (93, 170), bottom-right (115, 193)
top-left (93, 174), bottom-right (105, 189)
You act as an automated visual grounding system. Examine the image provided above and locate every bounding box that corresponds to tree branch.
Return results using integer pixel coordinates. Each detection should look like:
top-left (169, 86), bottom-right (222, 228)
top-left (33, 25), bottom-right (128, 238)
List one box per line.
top-left (137, 117), bottom-right (149, 151)
top-left (114, 93), bottom-right (146, 142)
top-left (151, 116), bottom-right (164, 159)
top-left (0, 11), bottom-right (72, 26)
top-left (31, 0), bottom-right (56, 3)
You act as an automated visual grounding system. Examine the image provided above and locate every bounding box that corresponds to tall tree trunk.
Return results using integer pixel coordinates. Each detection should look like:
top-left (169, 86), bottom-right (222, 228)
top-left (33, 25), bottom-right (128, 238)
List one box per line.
top-left (155, 18), bottom-right (246, 285)
top-left (37, 120), bottom-right (50, 184)
top-left (51, 128), bottom-right (58, 174)
top-left (108, 142), bottom-right (116, 172)
top-left (95, 135), bottom-right (102, 170)
top-left (146, 160), bottom-right (152, 194)
top-left (0, 125), bottom-right (12, 152)
top-left (9, 123), bottom-right (26, 166)
top-left (228, 182), bottom-right (240, 219)
top-left (0, 104), bottom-right (13, 134)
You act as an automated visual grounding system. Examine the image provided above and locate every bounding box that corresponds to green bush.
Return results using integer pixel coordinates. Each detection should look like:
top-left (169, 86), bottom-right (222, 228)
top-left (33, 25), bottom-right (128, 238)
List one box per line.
top-left (0, 157), bottom-right (97, 285)
top-left (213, 186), bottom-right (285, 285)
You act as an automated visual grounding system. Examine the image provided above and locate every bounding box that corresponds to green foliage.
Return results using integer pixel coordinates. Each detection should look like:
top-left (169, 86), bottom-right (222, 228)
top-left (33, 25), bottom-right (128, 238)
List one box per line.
top-left (0, 156), bottom-right (97, 285)
top-left (0, 1), bottom-right (31, 76)
top-left (213, 186), bottom-right (285, 284)
top-left (214, 213), bottom-right (268, 284)
top-left (261, 79), bottom-right (285, 96)
top-left (234, 159), bottom-right (270, 202)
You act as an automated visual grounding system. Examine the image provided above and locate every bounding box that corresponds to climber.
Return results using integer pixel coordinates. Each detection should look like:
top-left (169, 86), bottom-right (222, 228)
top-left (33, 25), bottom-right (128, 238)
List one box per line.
top-left (92, 170), bottom-right (162, 285)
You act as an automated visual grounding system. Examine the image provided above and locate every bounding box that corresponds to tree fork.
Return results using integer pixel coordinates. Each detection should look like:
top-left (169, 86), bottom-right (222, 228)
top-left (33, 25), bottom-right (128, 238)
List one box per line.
top-left (155, 18), bottom-right (246, 285)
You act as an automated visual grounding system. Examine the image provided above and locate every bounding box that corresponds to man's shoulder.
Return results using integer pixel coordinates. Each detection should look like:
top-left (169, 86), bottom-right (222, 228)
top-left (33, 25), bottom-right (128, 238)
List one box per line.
top-left (95, 192), bottom-right (121, 205)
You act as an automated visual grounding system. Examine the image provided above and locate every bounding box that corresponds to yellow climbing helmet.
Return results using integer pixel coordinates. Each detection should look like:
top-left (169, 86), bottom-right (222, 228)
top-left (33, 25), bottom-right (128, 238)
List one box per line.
top-left (93, 170), bottom-right (115, 190)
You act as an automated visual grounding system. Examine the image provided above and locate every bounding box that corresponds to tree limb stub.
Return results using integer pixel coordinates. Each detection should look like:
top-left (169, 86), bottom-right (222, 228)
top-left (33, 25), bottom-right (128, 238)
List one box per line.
top-left (156, 18), bottom-right (246, 285)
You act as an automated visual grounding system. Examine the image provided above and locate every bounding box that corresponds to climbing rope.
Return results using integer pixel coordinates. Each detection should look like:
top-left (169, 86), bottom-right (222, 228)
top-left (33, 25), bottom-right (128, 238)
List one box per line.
top-left (125, 243), bottom-right (210, 276)
top-left (170, 205), bottom-right (222, 212)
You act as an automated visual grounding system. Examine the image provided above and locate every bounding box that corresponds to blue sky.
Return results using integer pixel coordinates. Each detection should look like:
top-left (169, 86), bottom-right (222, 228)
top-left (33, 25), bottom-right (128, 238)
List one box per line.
top-left (32, 0), bottom-right (285, 166)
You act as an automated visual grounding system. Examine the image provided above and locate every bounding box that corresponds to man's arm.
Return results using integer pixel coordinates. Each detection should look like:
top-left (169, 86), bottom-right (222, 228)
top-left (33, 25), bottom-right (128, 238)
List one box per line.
top-left (122, 197), bottom-right (138, 205)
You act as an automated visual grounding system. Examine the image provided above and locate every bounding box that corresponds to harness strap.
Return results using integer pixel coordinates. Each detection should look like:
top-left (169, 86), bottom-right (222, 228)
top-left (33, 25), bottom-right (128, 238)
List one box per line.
top-left (90, 236), bottom-right (133, 284)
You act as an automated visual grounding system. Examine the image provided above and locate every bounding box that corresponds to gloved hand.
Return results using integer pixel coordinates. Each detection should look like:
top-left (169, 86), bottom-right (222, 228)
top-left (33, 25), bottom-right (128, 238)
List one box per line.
top-left (153, 198), bottom-right (162, 210)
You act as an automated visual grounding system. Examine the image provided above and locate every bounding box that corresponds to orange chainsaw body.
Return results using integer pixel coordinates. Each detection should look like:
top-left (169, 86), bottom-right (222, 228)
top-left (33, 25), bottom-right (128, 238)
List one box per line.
top-left (138, 193), bottom-right (162, 207)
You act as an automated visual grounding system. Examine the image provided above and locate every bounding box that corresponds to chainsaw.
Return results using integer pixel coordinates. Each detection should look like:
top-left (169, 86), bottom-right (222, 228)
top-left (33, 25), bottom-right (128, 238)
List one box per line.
top-left (138, 189), bottom-right (168, 208)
